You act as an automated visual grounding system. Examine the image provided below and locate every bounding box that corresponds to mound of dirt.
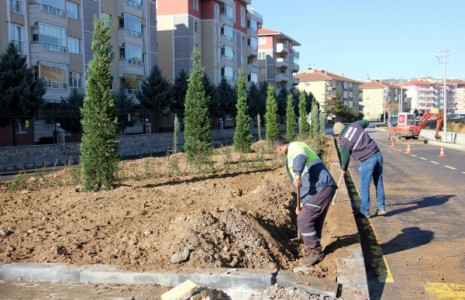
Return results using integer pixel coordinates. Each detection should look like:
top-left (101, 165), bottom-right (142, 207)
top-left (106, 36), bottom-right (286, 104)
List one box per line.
top-left (0, 139), bottom-right (348, 284)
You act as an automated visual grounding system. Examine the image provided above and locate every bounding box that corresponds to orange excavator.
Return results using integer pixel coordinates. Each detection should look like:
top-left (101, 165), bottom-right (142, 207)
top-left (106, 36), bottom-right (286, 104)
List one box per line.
top-left (387, 112), bottom-right (443, 141)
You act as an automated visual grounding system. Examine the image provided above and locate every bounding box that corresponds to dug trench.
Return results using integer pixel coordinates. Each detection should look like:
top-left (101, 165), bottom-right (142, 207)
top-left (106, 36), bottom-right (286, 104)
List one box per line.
top-left (0, 138), bottom-right (364, 298)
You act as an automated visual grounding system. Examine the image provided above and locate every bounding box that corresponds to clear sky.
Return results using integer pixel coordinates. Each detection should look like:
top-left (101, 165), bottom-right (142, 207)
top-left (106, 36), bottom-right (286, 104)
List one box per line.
top-left (250, 0), bottom-right (465, 81)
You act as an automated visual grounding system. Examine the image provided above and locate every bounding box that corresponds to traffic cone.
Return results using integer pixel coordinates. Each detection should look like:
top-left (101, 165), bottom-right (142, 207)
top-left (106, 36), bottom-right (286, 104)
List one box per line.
top-left (406, 144), bottom-right (412, 154)
top-left (390, 138), bottom-right (396, 148)
top-left (438, 147), bottom-right (446, 157)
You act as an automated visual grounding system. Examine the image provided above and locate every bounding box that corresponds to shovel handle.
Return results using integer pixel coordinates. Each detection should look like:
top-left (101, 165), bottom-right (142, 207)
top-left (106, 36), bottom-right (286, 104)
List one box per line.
top-left (296, 188), bottom-right (301, 238)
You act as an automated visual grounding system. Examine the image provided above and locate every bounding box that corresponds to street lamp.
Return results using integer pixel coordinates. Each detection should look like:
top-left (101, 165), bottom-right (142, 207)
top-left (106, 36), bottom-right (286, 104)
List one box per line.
top-left (433, 50), bottom-right (448, 142)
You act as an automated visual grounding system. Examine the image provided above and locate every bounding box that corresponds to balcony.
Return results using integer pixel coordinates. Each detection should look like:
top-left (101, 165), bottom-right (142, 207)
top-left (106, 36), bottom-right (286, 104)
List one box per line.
top-left (30, 42), bottom-right (69, 65)
top-left (275, 57), bottom-right (289, 68)
top-left (10, 0), bottom-right (24, 14)
top-left (118, 58), bottom-right (145, 78)
top-left (117, 0), bottom-right (143, 19)
top-left (292, 63), bottom-right (299, 72)
top-left (275, 43), bottom-right (289, 54)
top-left (29, 2), bottom-right (67, 28)
top-left (275, 73), bottom-right (288, 82)
top-left (118, 28), bottom-right (144, 48)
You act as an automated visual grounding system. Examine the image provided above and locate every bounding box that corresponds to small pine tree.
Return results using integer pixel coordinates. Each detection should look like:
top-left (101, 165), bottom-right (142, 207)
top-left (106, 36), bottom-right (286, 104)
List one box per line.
top-left (173, 114), bottom-right (180, 153)
top-left (311, 100), bottom-right (320, 140)
top-left (233, 70), bottom-right (252, 153)
top-left (265, 85), bottom-right (280, 142)
top-left (80, 16), bottom-right (119, 191)
top-left (257, 114), bottom-right (262, 140)
top-left (319, 112), bottom-right (326, 135)
top-left (0, 42), bottom-right (46, 145)
top-left (298, 91), bottom-right (310, 136)
top-left (286, 93), bottom-right (296, 141)
top-left (183, 48), bottom-right (212, 164)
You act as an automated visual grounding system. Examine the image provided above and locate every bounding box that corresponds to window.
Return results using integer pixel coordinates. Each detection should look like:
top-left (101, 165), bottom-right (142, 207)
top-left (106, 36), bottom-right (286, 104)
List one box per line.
top-left (193, 0), bottom-right (199, 11)
top-left (121, 44), bottom-right (143, 66)
top-left (194, 21), bottom-right (198, 33)
top-left (66, 1), bottom-right (79, 18)
top-left (101, 12), bottom-right (112, 27)
top-left (36, 23), bottom-right (68, 53)
top-left (249, 37), bottom-right (257, 50)
top-left (33, 0), bottom-right (65, 17)
top-left (249, 19), bottom-right (257, 31)
top-left (222, 25), bottom-right (233, 40)
top-left (222, 66), bottom-right (233, 80)
top-left (258, 37), bottom-right (266, 45)
top-left (222, 3), bottom-right (234, 21)
top-left (40, 62), bottom-right (67, 89)
top-left (214, 3), bottom-right (220, 22)
top-left (126, 0), bottom-right (142, 9)
top-left (67, 37), bottom-right (81, 54)
top-left (240, 6), bottom-right (246, 28)
top-left (122, 14), bottom-right (142, 37)
top-left (222, 45), bottom-right (233, 60)
top-left (16, 119), bottom-right (27, 134)
top-left (215, 26), bottom-right (220, 41)
top-left (10, 24), bottom-right (23, 52)
top-left (69, 72), bottom-right (82, 88)
top-left (9, 0), bottom-right (24, 14)
top-left (249, 73), bottom-right (258, 83)
top-left (258, 52), bottom-right (266, 59)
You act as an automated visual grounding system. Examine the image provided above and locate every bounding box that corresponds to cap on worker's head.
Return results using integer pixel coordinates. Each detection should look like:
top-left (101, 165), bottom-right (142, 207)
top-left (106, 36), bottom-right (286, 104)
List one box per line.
top-left (333, 122), bottom-right (345, 135)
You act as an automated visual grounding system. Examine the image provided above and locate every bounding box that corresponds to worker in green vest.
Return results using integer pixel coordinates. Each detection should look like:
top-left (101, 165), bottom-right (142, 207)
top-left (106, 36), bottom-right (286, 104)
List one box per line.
top-left (273, 136), bottom-right (338, 266)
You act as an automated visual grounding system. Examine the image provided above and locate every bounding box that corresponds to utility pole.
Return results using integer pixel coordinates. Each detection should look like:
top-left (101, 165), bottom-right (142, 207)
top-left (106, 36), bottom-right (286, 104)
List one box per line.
top-left (434, 50), bottom-right (448, 142)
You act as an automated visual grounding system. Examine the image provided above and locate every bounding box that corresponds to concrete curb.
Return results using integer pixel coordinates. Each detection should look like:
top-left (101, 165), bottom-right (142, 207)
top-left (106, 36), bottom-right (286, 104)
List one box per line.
top-left (0, 263), bottom-right (339, 299)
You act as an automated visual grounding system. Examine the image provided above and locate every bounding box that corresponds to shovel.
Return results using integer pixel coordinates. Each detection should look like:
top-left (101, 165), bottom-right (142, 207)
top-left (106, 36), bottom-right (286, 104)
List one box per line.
top-left (331, 173), bottom-right (344, 205)
top-left (291, 188), bottom-right (301, 241)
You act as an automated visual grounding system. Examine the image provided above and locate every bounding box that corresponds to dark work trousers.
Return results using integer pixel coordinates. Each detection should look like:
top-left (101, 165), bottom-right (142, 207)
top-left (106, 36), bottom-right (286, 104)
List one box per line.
top-left (297, 186), bottom-right (337, 250)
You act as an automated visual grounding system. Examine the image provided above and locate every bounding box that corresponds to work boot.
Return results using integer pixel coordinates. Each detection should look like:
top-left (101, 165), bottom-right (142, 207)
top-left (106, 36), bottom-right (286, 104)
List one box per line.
top-left (376, 209), bottom-right (387, 216)
top-left (300, 247), bottom-right (324, 266)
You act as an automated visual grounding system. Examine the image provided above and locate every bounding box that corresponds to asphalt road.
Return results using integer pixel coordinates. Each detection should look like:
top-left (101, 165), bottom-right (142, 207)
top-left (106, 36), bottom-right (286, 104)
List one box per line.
top-left (349, 127), bottom-right (465, 299)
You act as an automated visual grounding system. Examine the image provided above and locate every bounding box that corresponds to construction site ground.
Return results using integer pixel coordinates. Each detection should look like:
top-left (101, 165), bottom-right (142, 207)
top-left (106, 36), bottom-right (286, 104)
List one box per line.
top-left (0, 138), bottom-right (366, 299)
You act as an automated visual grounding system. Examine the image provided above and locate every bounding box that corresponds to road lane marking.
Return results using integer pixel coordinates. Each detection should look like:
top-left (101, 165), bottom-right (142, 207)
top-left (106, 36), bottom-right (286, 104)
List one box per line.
top-left (431, 161), bottom-right (439, 164)
top-left (419, 157), bottom-right (427, 160)
top-left (444, 165), bottom-right (456, 170)
top-left (425, 283), bottom-right (465, 299)
top-left (411, 154), bottom-right (417, 157)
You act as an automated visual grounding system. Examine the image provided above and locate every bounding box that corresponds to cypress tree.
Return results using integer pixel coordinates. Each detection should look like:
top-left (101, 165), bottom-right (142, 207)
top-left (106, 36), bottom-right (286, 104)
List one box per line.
top-left (311, 100), bottom-right (320, 140)
top-left (298, 91), bottom-right (310, 136)
top-left (183, 48), bottom-right (212, 164)
top-left (233, 70), bottom-right (252, 153)
top-left (286, 93), bottom-right (296, 141)
top-left (173, 114), bottom-right (180, 154)
top-left (265, 85), bottom-right (279, 142)
top-left (80, 16), bottom-right (119, 191)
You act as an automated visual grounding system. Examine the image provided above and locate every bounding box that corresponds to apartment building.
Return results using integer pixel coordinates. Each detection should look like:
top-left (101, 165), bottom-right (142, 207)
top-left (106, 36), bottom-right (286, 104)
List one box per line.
top-left (359, 80), bottom-right (405, 121)
top-left (402, 78), bottom-right (461, 114)
top-left (257, 28), bottom-right (300, 93)
top-left (156, 0), bottom-right (262, 86)
top-left (1, 0), bottom-right (158, 103)
top-left (294, 68), bottom-right (361, 115)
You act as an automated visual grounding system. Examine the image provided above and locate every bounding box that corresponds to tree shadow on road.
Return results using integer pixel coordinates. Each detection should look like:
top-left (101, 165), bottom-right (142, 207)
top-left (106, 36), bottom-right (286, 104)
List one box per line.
top-left (386, 194), bottom-right (454, 216)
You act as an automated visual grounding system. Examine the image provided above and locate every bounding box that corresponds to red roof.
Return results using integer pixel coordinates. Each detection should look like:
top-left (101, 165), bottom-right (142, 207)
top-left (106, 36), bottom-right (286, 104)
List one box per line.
top-left (258, 28), bottom-right (301, 46)
top-left (360, 80), bottom-right (400, 89)
top-left (294, 69), bottom-right (361, 84)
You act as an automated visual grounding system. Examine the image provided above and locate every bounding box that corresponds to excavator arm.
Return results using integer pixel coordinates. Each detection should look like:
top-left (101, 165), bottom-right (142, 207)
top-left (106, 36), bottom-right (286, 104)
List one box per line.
top-left (414, 113), bottom-right (444, 140)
